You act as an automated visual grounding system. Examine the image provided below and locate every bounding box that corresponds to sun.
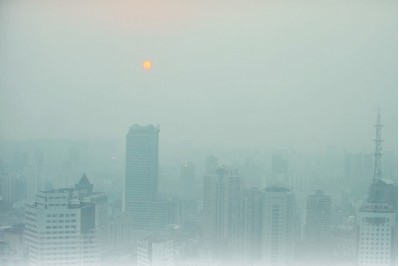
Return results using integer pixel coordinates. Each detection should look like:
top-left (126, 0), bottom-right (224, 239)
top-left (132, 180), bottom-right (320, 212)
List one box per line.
top-left (143, 60), bottom-right (152, 70)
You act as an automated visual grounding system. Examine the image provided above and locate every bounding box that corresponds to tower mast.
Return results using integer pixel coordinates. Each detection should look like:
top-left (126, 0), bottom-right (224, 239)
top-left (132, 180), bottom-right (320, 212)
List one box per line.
top-left (373, 110), bottom-right (383, 183)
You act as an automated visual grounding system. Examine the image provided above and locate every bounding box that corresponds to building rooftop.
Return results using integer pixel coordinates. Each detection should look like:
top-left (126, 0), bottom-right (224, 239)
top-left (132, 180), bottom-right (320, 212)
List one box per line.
top-left (359, 202), bottom-right (395, 213)
top-left (264, 186), bottom-right (291, 193)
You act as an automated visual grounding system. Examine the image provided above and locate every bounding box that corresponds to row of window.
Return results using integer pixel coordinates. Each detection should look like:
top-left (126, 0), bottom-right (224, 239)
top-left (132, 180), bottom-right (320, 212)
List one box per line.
top-left (46, 219), bottom-right (76, 223)
top-left (46, 214), bottom-right (76, 218)
top-left (43, 235), bottom-right (79, 240)
top-left (47, 204), bottom-right (67, 207)
top-left (46, 225), bottom-right (77, 229)
top-left (46, 230), bottom-right (77, 234)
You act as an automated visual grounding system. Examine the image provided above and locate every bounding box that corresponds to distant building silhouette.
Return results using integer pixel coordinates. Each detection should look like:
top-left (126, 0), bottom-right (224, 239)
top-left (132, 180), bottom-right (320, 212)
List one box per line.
top-left (205, 155), bottom-right (218, 175)
top-left (124, 124), bottom-right (179, 230)
top-left (179, 162), bottom-right (195, 200)
top-left (261, 186), bottom-right (296, 266)
top-left (304, 190), bottom-right (331, 262)
top-left (125, 124), bottom-right (160, 210)
top-left (242, 188), bottom-right (263, 264)
top-left (202, 167), bottom-right (243, 262)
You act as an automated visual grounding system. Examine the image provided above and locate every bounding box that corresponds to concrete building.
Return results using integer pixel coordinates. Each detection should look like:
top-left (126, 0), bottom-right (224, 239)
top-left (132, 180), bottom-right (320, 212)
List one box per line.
top-left (124, 125), bottom-right (179, 231)
top-left (261, 186), bottom-right (296, 266)
top-left (304, 190), bottom-right (331, 262)
top-left (137, 236), bottom-right (174, 266)
top-left (356, 203), bottom-right (396, 266)
top-left (0, 173), bottom-right (26, 203)
top-left (124, 124), bottom-right (160, 212)
top-left (131, 200), bottom-right (180, 231)
top-left (107, 212), bottom-right (132, 253)
top-left (202, 167), bottom-right (243, 262)
top-left (242, 188), bottom-right (263, 264)
top-left (25, 188), bottom-right (100, 266)
top-left (75, 174), bottom-right (109, 256)
top-left (179, 162), bottom-right (195, 200)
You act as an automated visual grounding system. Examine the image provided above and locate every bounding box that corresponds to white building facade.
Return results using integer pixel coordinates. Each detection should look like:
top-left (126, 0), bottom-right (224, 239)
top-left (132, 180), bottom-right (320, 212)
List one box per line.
top-left (137, 237), bottom-right (174, 266)
top-left (357, 203), bottom-right (396, 266)
top-left (25, 189), bottom-right (100, 266)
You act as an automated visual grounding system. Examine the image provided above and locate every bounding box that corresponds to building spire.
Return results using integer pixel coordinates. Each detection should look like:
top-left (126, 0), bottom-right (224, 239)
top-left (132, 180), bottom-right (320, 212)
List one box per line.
top-left (373, 109), bottom-right (383, 183)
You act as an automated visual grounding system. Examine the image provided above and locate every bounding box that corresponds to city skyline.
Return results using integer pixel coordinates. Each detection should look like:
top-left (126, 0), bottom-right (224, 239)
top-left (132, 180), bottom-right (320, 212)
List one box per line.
top-left (0, 0), bottom-right (397, 265)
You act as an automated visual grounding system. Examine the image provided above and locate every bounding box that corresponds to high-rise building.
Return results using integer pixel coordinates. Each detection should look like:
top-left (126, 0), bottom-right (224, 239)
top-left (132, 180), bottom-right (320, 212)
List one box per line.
top-left (304, 190), bottom-right (331, 261)
top-left (261, 186), bottom-right (296, 266)
top-left (242, 188), bottom-right (263, 264)
top-left (357, 203), bottom-right (396, 266)
top-left (130, 200), bottom-right (180, 230)
top-left (137, 236), bottom-right (174, 266)
top-left (356, 111), bottom-right (398, 266)
top-left (125, 124), bottom-right (160, 212)
top-left (202, 167), bottom-right (243, 262)
top-left (179, 162), bottom-right (195, 200)
top-left (124, 125), bottom-right (179, 231)
top-left (0, 173), bottom-right (26, 203)
top-left (25, 189), bottom-right (100, 266)
top-left (75, 174), bottom-right (109, 257)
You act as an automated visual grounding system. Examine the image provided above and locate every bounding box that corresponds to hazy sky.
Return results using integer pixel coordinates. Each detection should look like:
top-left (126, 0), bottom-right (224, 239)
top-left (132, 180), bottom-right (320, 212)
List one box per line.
top-left (0, 0), bottom-right (397, 151)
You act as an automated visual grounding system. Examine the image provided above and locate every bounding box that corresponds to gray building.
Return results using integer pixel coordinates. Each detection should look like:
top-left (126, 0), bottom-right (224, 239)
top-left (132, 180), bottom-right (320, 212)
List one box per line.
top-left (261, 186), bottom-right (296, 266)
top-left (357, 203), bottom-right (396, 266)
top-left (124, 124), bottom-right (160, 212)
top-left (304, 190), bottom-right (331, 261)
top-left (25, 188), bottom-right (100, 266)
top-left (242, 188), bottom-right (263, 264)
top-left (202, 167), bottom-right (243, 262)
top-left (124, 124), bottom-right (179, 231)
top-left (137, 236), bottom-right (174, 266)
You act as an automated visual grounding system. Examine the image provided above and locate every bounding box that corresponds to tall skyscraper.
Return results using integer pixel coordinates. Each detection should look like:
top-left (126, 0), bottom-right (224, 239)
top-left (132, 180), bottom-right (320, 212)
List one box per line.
top-left (304, 190), bottom-right (331, 261)
top-left (261, 186), bottom-right (296, 266)
top-left (125, 124), bottom-right (160, 212)
top-left (179, 162), bottom-right (195, 200)
top-left (124, 124), bottom-right (177, 230)
top-left (202, 167), bottom-right (243, 262)
top-left (242, 188), bottom-right (263, 264)
top-left (25, 189), bottom-right (100, 266)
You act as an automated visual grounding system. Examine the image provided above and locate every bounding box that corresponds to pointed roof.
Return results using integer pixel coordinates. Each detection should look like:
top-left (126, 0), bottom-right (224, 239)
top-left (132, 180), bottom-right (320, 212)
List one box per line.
top-left (75, 173), bottom-right (94, 194)
top-left (78, 173), bottom-right (92, 186)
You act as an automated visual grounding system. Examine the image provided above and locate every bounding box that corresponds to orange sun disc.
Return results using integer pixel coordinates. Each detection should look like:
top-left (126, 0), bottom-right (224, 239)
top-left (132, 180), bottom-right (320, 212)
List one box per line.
top-left (143, 60), bottom-right (152, 70)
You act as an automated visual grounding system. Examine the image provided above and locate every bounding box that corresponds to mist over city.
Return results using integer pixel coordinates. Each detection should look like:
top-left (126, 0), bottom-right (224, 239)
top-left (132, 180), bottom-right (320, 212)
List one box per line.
top-left (0, 0), bottom-right (397, 266)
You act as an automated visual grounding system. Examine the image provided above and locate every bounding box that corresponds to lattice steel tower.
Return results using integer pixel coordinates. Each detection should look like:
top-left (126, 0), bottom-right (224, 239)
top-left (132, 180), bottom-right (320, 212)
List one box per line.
top-left (373, 110), bottom-right (383, 183)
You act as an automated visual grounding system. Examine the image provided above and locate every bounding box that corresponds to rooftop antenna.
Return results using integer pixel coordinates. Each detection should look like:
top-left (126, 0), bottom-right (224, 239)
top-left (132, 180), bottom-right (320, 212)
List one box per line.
top-left (373, 109), bottom-right (383, 183)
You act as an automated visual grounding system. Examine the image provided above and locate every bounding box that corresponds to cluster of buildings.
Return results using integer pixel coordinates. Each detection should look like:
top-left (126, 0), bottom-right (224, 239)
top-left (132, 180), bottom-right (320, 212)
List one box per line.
top-left (0, 113), bottom-right (397, 266)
